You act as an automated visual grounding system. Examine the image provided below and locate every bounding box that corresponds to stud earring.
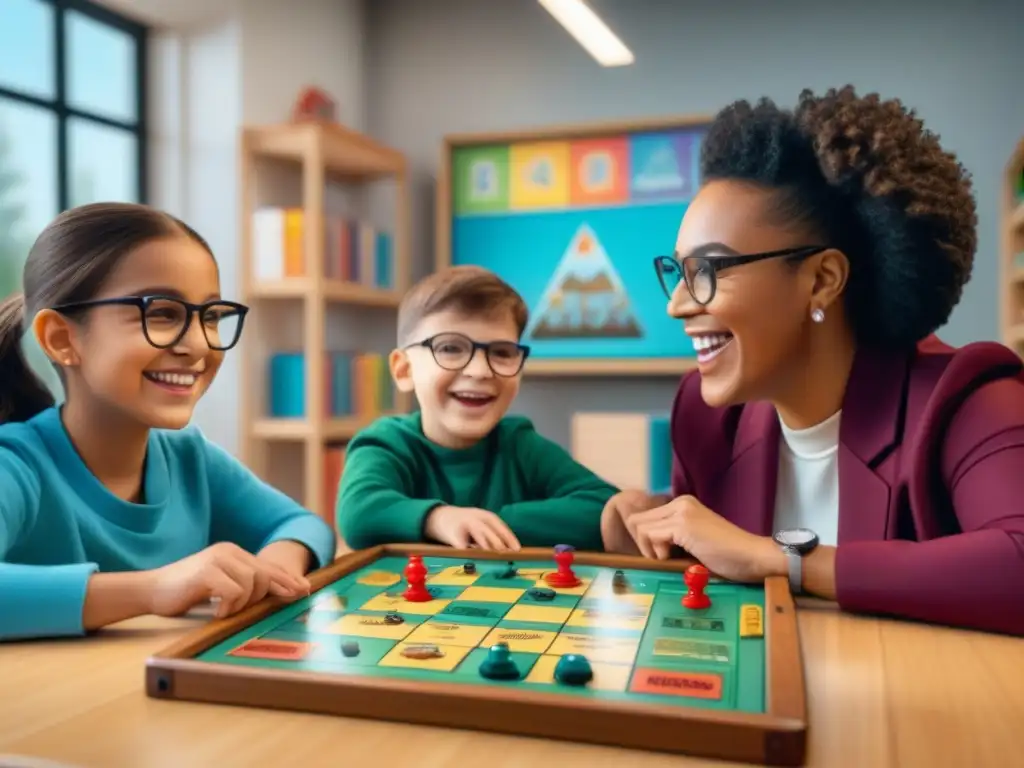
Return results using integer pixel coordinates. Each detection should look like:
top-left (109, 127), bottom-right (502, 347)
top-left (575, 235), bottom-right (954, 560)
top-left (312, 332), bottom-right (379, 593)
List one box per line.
top-left (811, 308), bottom-right (825, 323)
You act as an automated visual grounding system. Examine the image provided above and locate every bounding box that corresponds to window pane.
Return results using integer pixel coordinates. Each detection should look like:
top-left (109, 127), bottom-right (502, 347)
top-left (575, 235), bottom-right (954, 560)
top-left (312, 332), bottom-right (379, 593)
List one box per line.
top-left (66, 10), bottom-right (137, 124)
top-left (68, 117), bottom-right (139, 206)
top-left (0, 0), bottom-right (55, 99)
top-left (0, 97), bottom-right (58, 299)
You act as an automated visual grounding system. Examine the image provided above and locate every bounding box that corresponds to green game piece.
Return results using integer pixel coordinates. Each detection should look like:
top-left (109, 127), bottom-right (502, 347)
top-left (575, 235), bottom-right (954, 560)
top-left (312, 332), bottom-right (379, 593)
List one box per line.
top-left (554, 654), bottom-right (593, 686)
top-left (478, 642), bottom-right (520, 680)
top-left (528, 587), bottom-right (556, 601)
top-left (494, 561), bottom-right (518, 579)
top-left (341, 641), bottom-right (360, 657)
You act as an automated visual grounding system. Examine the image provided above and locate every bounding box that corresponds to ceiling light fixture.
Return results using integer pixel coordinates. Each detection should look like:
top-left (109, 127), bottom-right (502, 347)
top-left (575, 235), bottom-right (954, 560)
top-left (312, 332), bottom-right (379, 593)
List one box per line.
top-left (538, 0), bottom-right (635, 67)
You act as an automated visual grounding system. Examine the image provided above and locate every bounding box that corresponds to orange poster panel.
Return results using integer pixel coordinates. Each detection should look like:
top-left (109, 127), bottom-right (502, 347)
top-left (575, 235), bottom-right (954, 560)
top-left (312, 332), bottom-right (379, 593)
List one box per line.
top-left (569, 137), bottom-right (629, 206)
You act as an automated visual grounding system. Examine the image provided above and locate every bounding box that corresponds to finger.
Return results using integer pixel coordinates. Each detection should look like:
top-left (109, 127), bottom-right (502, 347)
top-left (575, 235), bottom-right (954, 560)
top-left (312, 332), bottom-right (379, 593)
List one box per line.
top-left (639, 522), bottom-right (682, 560)
top-left (249, 567), bottom-right (272, 606)
top-left (485, 516), bottom-right (521, 551)
top-left (469, 521), bottom-right (503, 551)
top-left (205, 569), bottom-right (248, 618)
top-left (242, 550), bottom-right (309, 595)
top-left (214, 557), bottom-right (257, 614)
top-left (448, 526), bottom-right (472, 549)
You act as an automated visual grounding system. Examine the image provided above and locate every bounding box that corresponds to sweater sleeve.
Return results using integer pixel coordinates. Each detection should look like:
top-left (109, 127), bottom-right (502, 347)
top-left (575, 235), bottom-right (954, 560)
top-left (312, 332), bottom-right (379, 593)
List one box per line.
top-left (835, 379), bottom-right (1024, 636)
top-left (202, 437), bottom-right (336, 570)
top-left (498, 426), bottom-right (618, 551)
top-left (335, 442), bottom-right (444, 549)
top-left (0, 449), bottom-right (97, 641)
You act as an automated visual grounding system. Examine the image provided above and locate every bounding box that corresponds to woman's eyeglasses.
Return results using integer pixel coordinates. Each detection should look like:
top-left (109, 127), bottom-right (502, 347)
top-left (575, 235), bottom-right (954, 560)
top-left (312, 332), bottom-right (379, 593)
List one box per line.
top-left (654, 246), bottom-right (828, 305)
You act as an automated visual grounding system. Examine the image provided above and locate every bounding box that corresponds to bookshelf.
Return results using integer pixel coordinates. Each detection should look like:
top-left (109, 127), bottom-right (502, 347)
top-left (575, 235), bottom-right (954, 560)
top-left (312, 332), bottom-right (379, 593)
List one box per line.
top-left (1002, 136), bottom-right (1024, 357)
top-left (238, 120), bottom-right (413, 521)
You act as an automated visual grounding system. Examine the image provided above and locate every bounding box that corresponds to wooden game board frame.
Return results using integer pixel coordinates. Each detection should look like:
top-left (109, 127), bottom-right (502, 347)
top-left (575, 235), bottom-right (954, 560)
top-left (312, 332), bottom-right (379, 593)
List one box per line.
top-left (146, 545), bottom-right (808, 766)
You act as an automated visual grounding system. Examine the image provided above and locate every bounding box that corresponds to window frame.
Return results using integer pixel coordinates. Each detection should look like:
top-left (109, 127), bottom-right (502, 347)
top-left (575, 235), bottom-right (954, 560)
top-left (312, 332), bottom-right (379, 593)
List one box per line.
top-left (0, 0), bottom-right (148, 210)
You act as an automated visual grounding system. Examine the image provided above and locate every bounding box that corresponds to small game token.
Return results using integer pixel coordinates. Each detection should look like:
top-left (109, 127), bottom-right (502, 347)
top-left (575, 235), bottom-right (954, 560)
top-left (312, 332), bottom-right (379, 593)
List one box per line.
top-left (462, 562), bottom-right (476, 574)
top-left (384, 612), bottom-right (404, 624)
top-left (544, 544), bottom-right (582, 588)
top-left (402, 644), bottom-right (444, 660)
top-left (612, 570), bottom-right (628, 593)
top-left (554, 654), bottom-right (593, 686)
top-left (341, 641), bottom-right (360, 657)
top-left (495, 561), bottom-right (518, 579)
top-left (528, 587), bottom-right (556, 601)
top-left (402, 555), bottom-right (433, 602)
top-left (479, 642), bottom-right (520, 680)
top-left (682, 564), bottom-right (712, 610)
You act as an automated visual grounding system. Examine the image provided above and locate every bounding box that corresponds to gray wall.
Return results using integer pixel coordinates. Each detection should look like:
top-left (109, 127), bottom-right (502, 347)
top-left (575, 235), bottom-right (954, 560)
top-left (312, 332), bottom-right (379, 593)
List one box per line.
top-left (366, 0), bottom-right (1024, 448)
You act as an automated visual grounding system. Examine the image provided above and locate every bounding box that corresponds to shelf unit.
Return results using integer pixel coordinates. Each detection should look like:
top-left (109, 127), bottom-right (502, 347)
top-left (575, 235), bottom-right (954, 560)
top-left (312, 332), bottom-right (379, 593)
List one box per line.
top-left (238, 120), bottom-right (412, 520)
top-left (1002, 135), bottom-right (1024, 357)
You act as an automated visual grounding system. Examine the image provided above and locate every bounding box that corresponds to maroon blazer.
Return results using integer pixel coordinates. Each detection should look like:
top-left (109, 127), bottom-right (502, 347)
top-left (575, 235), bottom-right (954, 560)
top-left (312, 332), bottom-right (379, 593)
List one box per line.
top-left (669, 335), bottom-right (1024, 636)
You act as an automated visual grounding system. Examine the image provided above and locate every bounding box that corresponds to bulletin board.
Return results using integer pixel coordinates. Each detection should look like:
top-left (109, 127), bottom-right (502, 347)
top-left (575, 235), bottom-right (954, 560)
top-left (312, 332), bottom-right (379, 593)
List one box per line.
top-left (435, 116), bottom-right (711, 376)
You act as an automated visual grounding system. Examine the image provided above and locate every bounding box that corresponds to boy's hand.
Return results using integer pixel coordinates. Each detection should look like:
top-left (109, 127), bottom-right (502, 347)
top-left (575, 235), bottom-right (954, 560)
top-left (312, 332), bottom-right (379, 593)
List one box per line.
top-left (600, 490), bottom-right (665, 554)
top-left (425, 505), bottom-right (521, 551)
top-left (144, 542), bottom-right (310, 619)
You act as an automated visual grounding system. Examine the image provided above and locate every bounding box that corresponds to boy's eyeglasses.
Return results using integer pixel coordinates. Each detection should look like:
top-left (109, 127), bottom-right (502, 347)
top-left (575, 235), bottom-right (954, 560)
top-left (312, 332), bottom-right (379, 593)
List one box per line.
top-left (406, 332), bottom-right (530, 377)
top-left (654, 246), bottom-right (827, 305)
top-left (51, 295), bottom-right (249, 351)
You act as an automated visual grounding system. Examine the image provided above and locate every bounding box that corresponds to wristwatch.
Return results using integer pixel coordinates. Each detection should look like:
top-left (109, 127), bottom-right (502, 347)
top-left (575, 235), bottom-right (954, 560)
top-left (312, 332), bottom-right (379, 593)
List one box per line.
top-left (773, 528), bottom-right (819, 594)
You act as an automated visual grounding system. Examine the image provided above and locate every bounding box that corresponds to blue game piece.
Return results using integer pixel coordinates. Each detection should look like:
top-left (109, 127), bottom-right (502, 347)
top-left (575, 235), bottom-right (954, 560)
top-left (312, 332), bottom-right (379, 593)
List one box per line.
top-left (554, 654), bottom-right (593, 686)
top-left (479, 642), bottom-right (520, 680)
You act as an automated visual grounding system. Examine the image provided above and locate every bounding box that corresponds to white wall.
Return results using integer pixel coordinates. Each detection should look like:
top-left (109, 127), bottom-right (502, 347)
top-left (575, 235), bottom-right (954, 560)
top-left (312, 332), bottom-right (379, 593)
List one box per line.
top-left (146, 0), bottom-right (367, 453)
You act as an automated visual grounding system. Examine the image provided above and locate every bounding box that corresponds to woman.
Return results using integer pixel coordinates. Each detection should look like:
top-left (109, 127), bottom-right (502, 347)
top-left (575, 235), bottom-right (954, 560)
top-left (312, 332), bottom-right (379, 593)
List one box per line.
top-left (601, 86), bottom-right (1024, 636)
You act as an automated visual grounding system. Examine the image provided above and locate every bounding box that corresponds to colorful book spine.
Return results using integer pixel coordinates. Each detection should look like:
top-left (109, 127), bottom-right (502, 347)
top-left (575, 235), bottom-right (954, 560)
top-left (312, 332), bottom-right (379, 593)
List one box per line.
top-left (252, 208), bottom-right (394, 289)
top-left (252, 207), bottom-right (305, 281)
top-left (268, 350), bottom-right (396, 419)
top-left (323, 444), bottom-right (346, 522)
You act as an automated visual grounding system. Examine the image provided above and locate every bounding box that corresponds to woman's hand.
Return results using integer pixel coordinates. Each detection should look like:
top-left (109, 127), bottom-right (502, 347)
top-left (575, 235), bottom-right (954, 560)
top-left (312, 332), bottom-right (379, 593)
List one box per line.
top-left (626, 495), bottom-right (785, 582)
top-left (600, 490), bottom-right (665, 554)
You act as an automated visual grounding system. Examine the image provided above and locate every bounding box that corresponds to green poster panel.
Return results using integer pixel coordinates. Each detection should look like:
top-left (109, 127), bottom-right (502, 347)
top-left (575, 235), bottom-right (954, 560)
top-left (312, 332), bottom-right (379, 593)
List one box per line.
top-left (453, 145), bottom-right (509, 215)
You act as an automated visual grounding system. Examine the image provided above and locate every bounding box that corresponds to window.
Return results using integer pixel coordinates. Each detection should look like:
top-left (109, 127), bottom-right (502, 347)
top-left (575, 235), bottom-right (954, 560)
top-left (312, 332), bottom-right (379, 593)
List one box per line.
top-left (0, 0), bottom-right (147, 298)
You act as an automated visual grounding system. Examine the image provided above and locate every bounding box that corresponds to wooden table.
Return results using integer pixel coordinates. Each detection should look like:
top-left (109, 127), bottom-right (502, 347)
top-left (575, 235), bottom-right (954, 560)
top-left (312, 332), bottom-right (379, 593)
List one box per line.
top-left (1, 599), bottom-right (1022, 768)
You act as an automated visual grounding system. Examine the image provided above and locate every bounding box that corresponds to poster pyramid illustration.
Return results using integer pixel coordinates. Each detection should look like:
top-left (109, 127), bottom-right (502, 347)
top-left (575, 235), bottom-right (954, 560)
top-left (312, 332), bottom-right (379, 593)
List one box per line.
top-left (527, 224), bottom-right (644, 341)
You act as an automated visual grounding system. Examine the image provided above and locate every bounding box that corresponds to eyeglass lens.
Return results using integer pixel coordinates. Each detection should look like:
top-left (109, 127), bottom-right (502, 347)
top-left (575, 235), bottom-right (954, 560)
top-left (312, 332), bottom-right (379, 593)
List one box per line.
top-left (656, 256), bottom-right (714, 304)
top-left (430, 333), bottom-right (524, 376)
top-left (143, 299), bottom-right (243, 350)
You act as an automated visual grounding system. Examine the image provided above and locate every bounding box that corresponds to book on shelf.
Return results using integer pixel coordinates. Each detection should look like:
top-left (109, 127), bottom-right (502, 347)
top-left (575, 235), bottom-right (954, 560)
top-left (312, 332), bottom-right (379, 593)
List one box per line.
top-left (269, 350), bottom-right (396, 419)
top-left (251, 206), bottom-right (394, 289)
top-left (323, 443), bottom-right (346, 522)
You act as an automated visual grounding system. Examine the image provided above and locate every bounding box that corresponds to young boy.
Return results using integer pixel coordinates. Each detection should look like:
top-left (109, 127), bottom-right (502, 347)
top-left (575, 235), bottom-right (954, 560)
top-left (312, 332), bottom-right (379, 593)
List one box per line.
top-left (336, 265), bottom-right (618, 552)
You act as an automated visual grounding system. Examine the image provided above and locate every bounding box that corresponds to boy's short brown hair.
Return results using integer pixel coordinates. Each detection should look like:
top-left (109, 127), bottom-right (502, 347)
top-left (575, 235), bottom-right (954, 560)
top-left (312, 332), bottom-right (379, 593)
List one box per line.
top-left (397, 266), bottom-right (529, 345)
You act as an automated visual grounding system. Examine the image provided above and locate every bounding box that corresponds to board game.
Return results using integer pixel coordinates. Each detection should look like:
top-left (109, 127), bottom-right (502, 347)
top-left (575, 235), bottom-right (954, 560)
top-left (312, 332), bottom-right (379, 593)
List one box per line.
top-left (146, 545), bottom-right (807, 765)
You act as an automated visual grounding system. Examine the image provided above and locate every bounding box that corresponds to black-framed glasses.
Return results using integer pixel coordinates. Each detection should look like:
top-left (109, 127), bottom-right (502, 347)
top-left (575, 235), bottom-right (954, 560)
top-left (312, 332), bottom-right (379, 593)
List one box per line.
top-left (654, 246), bottom-right (828, 305)
top-left (51, 295), bottom-right (249, 351)
top-left (406, 332), bottom-right (530, 377)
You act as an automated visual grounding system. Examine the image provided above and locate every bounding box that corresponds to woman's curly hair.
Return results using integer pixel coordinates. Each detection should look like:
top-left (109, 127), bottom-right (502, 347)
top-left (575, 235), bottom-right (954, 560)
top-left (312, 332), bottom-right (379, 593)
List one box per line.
top-left (700, 85), bottom-right (976, 349)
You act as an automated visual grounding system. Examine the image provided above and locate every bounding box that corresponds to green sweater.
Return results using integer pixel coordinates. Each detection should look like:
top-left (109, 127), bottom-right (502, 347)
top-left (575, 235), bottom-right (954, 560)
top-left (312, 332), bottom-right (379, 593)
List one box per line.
top-left (336, 413), bottom-right (617, 551)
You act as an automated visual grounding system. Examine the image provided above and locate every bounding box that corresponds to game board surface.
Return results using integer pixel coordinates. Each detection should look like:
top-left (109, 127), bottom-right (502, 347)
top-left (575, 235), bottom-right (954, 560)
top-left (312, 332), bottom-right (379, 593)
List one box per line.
top-left (195, 553), bottom-right (767, 712)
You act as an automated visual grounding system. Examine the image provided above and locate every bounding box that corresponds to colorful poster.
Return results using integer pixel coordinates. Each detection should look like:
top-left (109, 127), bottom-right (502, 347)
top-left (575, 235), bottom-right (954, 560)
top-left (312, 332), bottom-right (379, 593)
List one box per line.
top-left (628, 131), bottom-right (701, 202)
top-left (527, 224), bottom-right (642, 340)
top-left (509, 141), bottom-right (570, 210)
top-left (453, 145), bottom-right (509, 215)
top-left (569, 138), bottom-right (629, 207)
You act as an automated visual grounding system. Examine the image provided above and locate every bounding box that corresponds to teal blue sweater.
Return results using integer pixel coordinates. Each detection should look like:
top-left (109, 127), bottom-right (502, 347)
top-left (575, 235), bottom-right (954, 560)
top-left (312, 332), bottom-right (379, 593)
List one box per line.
top-left (0, 407), bottom-right (336, 641)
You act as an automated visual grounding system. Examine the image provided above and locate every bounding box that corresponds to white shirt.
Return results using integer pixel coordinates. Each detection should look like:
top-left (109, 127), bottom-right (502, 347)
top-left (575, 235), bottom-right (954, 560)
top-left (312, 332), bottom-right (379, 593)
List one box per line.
top-left (772, 410), bottom-right (841, 547)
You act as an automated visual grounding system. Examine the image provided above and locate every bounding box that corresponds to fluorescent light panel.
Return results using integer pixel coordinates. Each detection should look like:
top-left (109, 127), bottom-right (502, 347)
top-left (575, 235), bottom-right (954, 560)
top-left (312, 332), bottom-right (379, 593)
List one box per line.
top-left (538, 0), bottom-right (635, 67)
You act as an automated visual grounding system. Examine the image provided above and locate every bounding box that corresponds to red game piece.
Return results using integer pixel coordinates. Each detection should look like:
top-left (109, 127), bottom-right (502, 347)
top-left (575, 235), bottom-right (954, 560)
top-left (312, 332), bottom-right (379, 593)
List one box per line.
top-left (682, 564), bottom-right (711, 610)
top-left (544, 544), bottom-right (582, 588)
top-left (402, 555), bottom-right (432, 602)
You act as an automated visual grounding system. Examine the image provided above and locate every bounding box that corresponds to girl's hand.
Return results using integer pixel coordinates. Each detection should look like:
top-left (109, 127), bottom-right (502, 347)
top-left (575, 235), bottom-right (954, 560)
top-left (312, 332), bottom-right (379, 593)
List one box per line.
top-left (626, 495), bottom-right (785, 582)
top-left (257, 539), bottom-right (316, 582)
top-left (146, 542), bottom-right (310, 619)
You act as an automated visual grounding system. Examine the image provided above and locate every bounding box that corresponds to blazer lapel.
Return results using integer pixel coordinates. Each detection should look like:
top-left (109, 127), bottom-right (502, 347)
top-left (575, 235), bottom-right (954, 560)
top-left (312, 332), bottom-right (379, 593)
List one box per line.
top-left (837, 346), bottom-right (912, 543)
top-left (717, 402), bottom-right (779, 536)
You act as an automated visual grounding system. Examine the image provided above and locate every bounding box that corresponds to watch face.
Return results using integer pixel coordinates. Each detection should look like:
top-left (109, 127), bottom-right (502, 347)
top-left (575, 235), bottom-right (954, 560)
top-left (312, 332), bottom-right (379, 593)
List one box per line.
top-left (775, 528), bottom-right (817, 548)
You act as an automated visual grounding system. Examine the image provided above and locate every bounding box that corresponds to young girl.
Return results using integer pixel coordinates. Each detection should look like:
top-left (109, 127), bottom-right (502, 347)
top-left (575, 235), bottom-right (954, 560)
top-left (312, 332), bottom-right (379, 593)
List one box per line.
top-left (0, 203), bottom-right (335, 641)
top-left (601, 86), bottom-right (1024, 636)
